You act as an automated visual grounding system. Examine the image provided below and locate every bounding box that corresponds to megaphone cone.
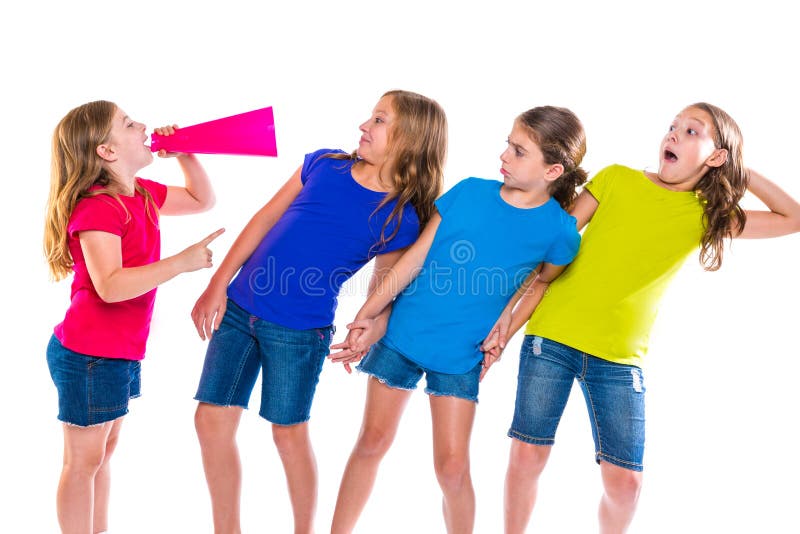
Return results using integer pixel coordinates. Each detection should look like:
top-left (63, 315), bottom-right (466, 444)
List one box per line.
top-left (150, 107), bottom-right (277, 157)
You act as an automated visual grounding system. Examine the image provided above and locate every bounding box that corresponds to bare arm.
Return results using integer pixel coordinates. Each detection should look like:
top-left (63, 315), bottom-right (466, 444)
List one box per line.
top-left (191, 167), bottom-right (304, 339)
top-left (570, 189), bottom-right (599, 231)
top-left (737, 168), bottom-right (800, 238)
top-left (353, 212), bottom-right (441, 321)
top-left (328, 246), bottom-right (408, 370)
top-left (154, 125), bottom-right (216, 215)
top-left (81, 228), bottom-right (224, 303)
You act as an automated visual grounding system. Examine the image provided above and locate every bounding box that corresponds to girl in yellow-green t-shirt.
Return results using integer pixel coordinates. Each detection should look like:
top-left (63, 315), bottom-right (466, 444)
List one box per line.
top-left (482, 102), bottom-right (800, 533)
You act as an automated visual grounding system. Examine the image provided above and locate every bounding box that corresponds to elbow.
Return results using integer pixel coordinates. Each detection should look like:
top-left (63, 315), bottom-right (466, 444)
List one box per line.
top-left (198, 192), bottom-right (216, 212)
top-left (95, 285), bottom-right (124, 304)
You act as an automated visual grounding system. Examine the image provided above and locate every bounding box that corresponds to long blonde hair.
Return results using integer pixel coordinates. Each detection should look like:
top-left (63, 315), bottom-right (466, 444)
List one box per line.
top-left (44, 100), bottom-right (157, 280)
top-left (330, 90), bottom-right (447, 248)
top-left (690, 102), bottom-right (748, 271)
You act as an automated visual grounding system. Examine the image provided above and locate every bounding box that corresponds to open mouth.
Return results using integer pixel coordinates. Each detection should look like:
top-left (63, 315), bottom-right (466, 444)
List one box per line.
top-left (664, 149), bottom-right (678, 162)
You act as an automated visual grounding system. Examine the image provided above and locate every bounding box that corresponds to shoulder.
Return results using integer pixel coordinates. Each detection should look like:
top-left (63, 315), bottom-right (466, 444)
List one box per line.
top-left (135, 178), bottom-right (168, 206)
top-left (301, 149), bottom-right (349, 184)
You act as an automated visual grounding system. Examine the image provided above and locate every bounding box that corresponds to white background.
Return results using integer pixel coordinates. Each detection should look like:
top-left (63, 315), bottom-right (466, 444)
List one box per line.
top-left (2, 1), bottom-right (799, 532)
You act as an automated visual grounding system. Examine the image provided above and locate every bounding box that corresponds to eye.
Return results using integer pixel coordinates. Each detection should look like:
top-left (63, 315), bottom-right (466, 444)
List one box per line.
top-left (687, 128), bottom-right (697, 135)
top-left (668, 125), bottom-right (676, 132)
top-left (374, 117), bottom-right (383, 124)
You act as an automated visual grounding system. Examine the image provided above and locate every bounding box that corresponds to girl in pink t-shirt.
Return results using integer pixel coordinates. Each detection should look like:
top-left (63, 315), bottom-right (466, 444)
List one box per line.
top-left (44, 100), bottom-right (222, 534)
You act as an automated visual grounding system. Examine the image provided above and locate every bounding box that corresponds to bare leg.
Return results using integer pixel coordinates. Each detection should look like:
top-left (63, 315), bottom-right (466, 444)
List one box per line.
top-left (195, 403), bottom-right (244, 534)
top-left (330, 378), bottom-right (412, 534)
top-left (272, 422), bottom-right (319, 534)
top-left (598, 461), bottom-right (642, 534)
top-left (504, 440), bottom-right (552, 534)
top-left (57, 419), bottom-right (118, 534)
top-left (429, 395), bottom-right (476, 534)
top-left (92, 418), bottom-right (124, 533)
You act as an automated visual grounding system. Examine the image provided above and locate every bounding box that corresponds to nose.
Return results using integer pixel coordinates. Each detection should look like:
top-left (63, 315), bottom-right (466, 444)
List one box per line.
top-left (500, 146), bottom-right (511, 163)
top-left (668, 129), bottom-right (678, 143)
top-left (359, 120), bottom-right (369, 133)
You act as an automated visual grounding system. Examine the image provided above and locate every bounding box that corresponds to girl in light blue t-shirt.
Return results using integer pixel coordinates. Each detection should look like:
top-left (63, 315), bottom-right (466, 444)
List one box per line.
top-left (328, 106), bottom-right (588, 534)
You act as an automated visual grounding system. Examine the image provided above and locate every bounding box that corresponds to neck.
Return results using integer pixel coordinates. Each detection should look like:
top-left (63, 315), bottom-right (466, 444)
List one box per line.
top-left (105, 166), bottom-right (137, 196)
top-left (352, 159), bottom-right (392, 193)
top-left (500, 183), bottom-right (551, 208)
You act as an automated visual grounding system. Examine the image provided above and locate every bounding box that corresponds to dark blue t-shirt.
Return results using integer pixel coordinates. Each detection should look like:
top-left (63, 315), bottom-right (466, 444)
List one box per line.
top-left (382, 178), bottom-right (580, 373)
top-left (228, 149), bottom-right (420, 329)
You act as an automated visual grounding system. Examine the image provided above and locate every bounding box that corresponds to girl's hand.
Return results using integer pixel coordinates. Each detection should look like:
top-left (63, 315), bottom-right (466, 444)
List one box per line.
top-left (177, 228), bottom-right (225, 273)
top-left (328, 317), bottom-right (386, 373)
top-left (191, 276), bottom-right (228, 341)
top-left (153, 124), bottom-right (184, 158)
top-left (479, 308), bottom-right (512, 381)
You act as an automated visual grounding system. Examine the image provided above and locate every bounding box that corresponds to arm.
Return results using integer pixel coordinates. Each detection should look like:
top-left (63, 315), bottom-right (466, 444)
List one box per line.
top-left (153, 125), bottom-right (216, 215)
top-left (328, 246), bottom-right (408, 371)
top-left (191, 168), bottom-right (304, 339)
top-left (355, 212), bottom-right (440, 320)
top-left (81, 228), bottom-right (224, 303)
top-left (570, 189), bottom-right (599, 231)
top-left (480, 262), bottom-right (568, 379)
top-left (737, 168), bottom-right (800, 238)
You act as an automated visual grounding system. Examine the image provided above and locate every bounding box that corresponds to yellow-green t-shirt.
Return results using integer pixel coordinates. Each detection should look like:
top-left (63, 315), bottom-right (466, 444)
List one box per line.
top-left (524, 164), bottom-right (705, 367)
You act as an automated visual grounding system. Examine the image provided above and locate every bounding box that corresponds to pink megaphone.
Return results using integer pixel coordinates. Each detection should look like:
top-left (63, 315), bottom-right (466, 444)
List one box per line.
top-left (150, 106), bottom-right (277, 157)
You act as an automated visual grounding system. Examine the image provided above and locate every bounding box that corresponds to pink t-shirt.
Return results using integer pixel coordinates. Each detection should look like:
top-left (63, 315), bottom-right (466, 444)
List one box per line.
top-left (54, 178), bottom-right (168, 360)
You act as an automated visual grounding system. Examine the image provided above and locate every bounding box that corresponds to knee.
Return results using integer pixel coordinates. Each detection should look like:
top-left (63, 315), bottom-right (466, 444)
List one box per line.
top-left (602, 466), bottom-right (643, 506)
top-left (351, 426), bottom-right (395, 461)
top-left (509, 441), bottom-right (549, 477)
top-left (194, 404), bottom-right (235, 445)
top-left (271, 424), bottom-right (308, 457)
top-left (434, 453), bottom-right (470, 492)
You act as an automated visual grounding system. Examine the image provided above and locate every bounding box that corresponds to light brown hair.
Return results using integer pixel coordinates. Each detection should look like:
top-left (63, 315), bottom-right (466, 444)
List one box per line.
top-left (516, 105), bottom-right (588, 211)
top-left (690, 102), bottom-right (748, 271)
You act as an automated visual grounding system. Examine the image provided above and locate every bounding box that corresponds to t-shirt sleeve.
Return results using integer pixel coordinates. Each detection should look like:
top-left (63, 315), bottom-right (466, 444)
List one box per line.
top-left (584, 165), bottom-right (617, 203)
top-left (544, 215), bottom-right (581, 266)
top-left (376, 206), bottom-right (420, 254)
top-left (68, 195), bottom-right (127, 238)
top-left (137, 178), bottom-right (168, 208)
top-left (434, 178), bottom-right (472, 217)
top-left (301, 148), bottom-right (347, 185)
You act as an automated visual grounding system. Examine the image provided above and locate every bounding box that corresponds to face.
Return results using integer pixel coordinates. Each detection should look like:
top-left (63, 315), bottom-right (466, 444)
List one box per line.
top-left (357, 95), bottom-right (395, 164)
top-left (101, 107), bottom-right (153, 172)
top-left (500, 122), bottom-right (556, 191)
top-left (657, 107), bottom-right (725, 191)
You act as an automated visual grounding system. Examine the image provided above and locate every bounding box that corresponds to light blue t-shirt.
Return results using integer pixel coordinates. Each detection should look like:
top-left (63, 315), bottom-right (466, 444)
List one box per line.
top-left (228, 149), bottom-right (420, 329)
top-left (382, 178), bottom-right (580, 374)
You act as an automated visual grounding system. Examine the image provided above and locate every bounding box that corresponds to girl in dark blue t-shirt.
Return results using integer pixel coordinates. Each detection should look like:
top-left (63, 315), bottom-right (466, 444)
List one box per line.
top-left (191, 90), bottom-right (447, 533)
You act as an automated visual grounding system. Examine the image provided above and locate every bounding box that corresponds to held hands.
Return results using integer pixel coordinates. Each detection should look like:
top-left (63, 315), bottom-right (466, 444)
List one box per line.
top-left (479, 307), bottom-right (512, 381)
top-left (328, 317), bottom-right (386, 373)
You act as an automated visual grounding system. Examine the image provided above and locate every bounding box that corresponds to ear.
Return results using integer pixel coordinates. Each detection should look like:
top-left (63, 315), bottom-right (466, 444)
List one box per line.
top-left (96, 143), bottom-right (117, 162)
top-left (705, 148), bottom-right (728, 168)
top-left (544, 163), bottom-right (565, 182)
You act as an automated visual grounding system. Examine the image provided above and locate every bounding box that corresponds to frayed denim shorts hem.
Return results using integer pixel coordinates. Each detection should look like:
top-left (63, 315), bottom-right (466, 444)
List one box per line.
top-left (46, 335), bottom-right (141, 427)
top-left (356, 341), bottom-right (480, 403)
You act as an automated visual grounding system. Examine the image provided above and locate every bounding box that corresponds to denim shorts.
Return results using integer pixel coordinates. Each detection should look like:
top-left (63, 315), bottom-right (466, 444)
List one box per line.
top-left (356, 341), bottom-right (481, 403)
top-left (46, 334), bottom-right (141, 427)
top-left (510, 336), bottom-right (645, 471)
top-left (194, 299), bottom-right (334, 425)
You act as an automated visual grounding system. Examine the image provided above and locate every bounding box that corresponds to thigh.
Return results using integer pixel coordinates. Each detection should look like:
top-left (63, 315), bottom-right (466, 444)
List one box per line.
top-left (509, 336), bottom-right (579, 445)
top-left (256, 319), bottom-right (333, 425)
top-left (580, 356), bottom-right (645, 472)
top-left (356, 341), bottom-right (425, 391)
top-left (194, 301), bottom-right (262, 409)
top-left (425, 361), bottom-right (481, 403)
top-left (47, 335), bottom-right (139, 427)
